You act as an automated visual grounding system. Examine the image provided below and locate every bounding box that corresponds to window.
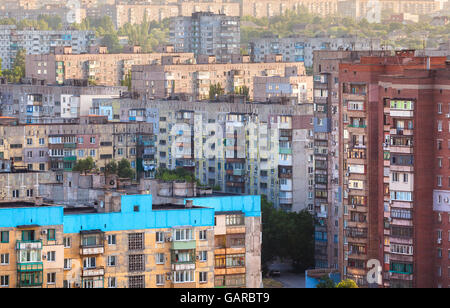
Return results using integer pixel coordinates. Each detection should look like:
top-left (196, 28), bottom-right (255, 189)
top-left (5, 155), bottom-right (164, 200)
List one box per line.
top-left (0, 253), bottom-right (9, 265)
top-left (226, 214), bottom-right (244, 226)
top-left (128, 233), bottom-right (144, 250)
top-left (156, 253), bottom-right (165, 264)
top-left (63, 237), bottom-right (71, 248)
top-left (107, 235), bottom-right (116, 245)
top-left (83, 257), bottom-right (96, 269)
top-left (47, 251), bottom-right (56, 262)
top-left (63, 280), bottom-right (70, 288)
top-left (0, 275), bottom-right (9, 287)
top-left (199, 230), bottom-right (207, 240)
top-left (156, 274), bottom-right (164, 286)
top-left (47, 272), bottom-right (56, 284)
top-left (129, 275), bottom-right (145, 288)
top-left (0, 231), bottom-right (9, 243)
top-left (128, 254), bottom-right (145, 272)
top-left (156, 232), bottom-right (164, 243)
top-left (199, 272), bottom-right (207, 283)
top-left (22, 230), bottom-right (35, 241)
top-left (108, 277), bottom-right (116, 288)
top-left (90, 137), bottom-right (96, 144)
top-left (174, 229), bottom-right (193, 241)
top-left (64, 258), bottom-right (72, 270)
top-left (173, 270), bottom-right (195, 283)
top-left (47, 229), bottom-right (56, 241)
top-left (199, 251), bottom-right (207, 262)
top-left (107, 256), bottom-right (117, 267)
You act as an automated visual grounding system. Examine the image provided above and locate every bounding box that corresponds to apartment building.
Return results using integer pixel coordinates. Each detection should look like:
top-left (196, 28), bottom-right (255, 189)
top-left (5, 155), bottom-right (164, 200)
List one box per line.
top-left (0, 116), bottom-right (154, 179)
top-left (103, 1), bottom-right (241, 28)
top-left (0, 25), bottom-right (95, 71)
top-left (241, 0), bottom-right (338, 18)
top-left (339, 51), bottom-right (447, 287)
top-left (337, 0), bottom-right (441, 22)
top-left (25, 46), bottom-right (195, 87)
top-left (379, 63), bottom-right (450, 288)
top-left (0, 81), bottom-right (126, 123)
top-left (131, 57), bottom-right (310, 102)
top-left (249, 36), bottom-right (383, 68)
top-left (312, 50), bottom-right (389, 271)
top-left (0, 193), bottom-right (261, 288)
top-left (87, 98), bottom-right (314, 212)
top-left (169, 12), bottom-right (240, 64)
top-left (0, 160), bottom-right (56, 202)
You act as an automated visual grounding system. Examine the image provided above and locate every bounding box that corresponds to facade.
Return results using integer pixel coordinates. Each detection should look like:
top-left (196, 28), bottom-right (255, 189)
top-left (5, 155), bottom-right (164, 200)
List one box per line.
top-left (337, 0), bottom-right (441, 22)
top-left (241, 0), bottom-right (338, 17)
top-left (131, 58), bottom-right (310, 102)
top-left (338, 51), bottom-right (447, 287)
top-left (0, 25), bottom-right (95, 70)
top-left (0, 82), bottom-right (126, 123)
top-left (311, 50), bottom-right (389, 270)
top-left (249, 36), bottom-right (383, 68)
top-left (0, 116), bottom-right (155, 178)
top-left (25, 46), bottom-right (195, 86)
top-left (169, 12), bottom-right (240, 64)
top-left (0, 194), bottom-right (261, 288)
top-left (88, 98), bottom-right (315, 212)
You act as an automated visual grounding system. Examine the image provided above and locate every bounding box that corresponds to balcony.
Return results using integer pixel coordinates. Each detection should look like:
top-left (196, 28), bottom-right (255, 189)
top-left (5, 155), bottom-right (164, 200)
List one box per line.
top-left (80, 245), bottom-right (104, 255)
top-left (64, 156), bottom-right (77, 162)
top-left (17, 262), bottom-right (43, 272)
top-left (82, 267), bottom-right (105, 277)
top-left (171, 240), bottom-right (196, 251)
top-left (16, 240), bottom-right (42, 250)
top-left (279, 148), bottom-right (292, 155)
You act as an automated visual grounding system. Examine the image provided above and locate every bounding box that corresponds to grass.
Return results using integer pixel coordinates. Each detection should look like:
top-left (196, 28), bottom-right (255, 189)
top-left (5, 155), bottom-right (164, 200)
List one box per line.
top-left (263, 278), bottom-right (284, 288)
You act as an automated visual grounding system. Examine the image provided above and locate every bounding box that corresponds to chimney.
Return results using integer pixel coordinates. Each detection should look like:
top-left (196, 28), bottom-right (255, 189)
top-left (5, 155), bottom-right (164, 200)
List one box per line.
top-left (185, 200), bottom-right (193, 208)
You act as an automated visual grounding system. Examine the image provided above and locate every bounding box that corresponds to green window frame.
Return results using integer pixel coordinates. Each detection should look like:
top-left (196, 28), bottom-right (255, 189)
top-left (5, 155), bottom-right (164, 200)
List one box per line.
top-left (22, 230), bottom-right (35, 241)
top-left (47, 229), bottom-right (56, 241)
top-left (0, 231), bottom-right (9, 243)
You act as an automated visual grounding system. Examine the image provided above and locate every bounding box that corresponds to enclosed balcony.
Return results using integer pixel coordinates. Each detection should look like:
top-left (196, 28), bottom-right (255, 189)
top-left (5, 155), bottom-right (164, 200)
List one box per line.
top-left (80, 230), bottom-right (105, 255)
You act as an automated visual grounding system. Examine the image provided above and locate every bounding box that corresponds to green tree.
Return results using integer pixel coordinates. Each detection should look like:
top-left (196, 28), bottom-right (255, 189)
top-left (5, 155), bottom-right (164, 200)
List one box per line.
top-left (121, 70), bottom-right (132, 91)
top-left (3, 49), bottom-right (25, 83)
top-left (117, 158), bottom-right (135, 179)
top-left (105, 160), bottom-right (118, 174)
top-left (316, 275), bottom-right (336, 288)
top-left (260, 196), bottom-right (315, 274)
top-left (209, 83), bottom-right (224, 100)
top-left (336, 279), bottom-right (358, 288)
top-left (72, 157), bottom-right (95, 174)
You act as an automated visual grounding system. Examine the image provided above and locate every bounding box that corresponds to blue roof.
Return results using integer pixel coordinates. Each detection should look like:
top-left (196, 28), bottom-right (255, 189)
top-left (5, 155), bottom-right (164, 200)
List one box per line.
top-left (0, 194), bottom-right (261, 234)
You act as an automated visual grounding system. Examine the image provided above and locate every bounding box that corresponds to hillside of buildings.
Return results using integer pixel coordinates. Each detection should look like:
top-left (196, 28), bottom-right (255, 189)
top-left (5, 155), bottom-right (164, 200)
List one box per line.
top-left (241, 10), bottom-right (450, 50)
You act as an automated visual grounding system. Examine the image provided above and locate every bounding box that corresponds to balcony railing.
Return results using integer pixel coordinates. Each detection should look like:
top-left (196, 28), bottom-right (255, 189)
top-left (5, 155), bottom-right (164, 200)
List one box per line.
top-left (16, 240), bottom-right (42, 250)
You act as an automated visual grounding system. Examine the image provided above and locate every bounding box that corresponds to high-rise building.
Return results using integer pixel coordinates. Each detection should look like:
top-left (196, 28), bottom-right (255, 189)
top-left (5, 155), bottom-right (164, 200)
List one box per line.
top-left (339, 50), bottom-right (447, 287)
top-left (169, 12), bottom-right (240, 64)
top-left (312, 50), bottom-right (389, 270)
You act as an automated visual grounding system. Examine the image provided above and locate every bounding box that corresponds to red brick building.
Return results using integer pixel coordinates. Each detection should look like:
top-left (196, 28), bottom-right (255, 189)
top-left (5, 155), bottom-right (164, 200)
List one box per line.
top-left (339, 50), bottom-right (448, 287)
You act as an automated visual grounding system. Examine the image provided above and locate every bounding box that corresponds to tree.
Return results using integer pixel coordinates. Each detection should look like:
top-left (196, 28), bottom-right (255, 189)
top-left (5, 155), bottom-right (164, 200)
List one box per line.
top-left (316, 275), bottom-right (336, 288)
top-left (121, 70), bottom-right (132, 91)
top-left (72, 157), bottom-right (95, 175)
top-left (105, 160), bottom-right (118, 174)
top-left (3, 49), bottom-right (25, 83)
top-left (117, 158), bottom-right (135, 179)
top-left (209, 83), bottom-right (224, 100)
top-left (336, 279), bottom-right (358, 288)
top-left (261, 196), bottom-right (315, 274)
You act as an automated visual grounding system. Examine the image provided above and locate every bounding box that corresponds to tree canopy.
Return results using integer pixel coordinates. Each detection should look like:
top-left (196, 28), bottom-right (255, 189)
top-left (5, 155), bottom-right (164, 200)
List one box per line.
top-left (261, 195), bottom-right (315, 274)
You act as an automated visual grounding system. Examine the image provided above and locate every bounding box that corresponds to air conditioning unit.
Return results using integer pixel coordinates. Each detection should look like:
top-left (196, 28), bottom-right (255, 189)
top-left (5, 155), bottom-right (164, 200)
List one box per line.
top-left (446, 114), bottom-right (450, 118)
top-left (74, 282), bottom-right (80, 288)
top-left (165, 237), bottom-right (172, 242)
top-left (41, 230), bottom-right (47, 235)
top-left (438, 239), bottom-right (442, 244)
